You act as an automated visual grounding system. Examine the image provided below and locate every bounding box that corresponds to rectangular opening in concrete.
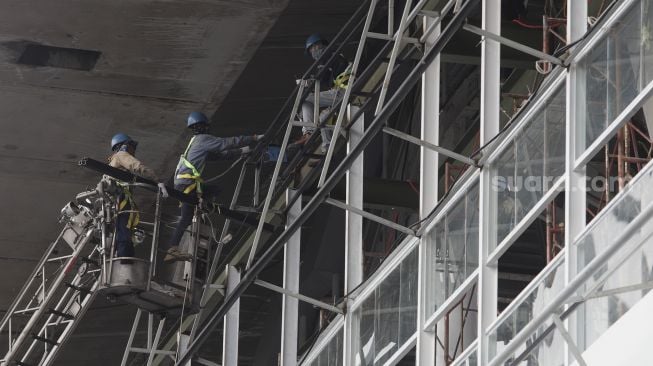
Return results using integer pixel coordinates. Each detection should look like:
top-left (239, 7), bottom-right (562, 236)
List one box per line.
top-left (18, 44), bottom-right (101, 71)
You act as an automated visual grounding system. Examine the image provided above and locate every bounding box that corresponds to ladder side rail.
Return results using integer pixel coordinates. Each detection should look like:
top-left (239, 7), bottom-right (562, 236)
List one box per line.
top-left (21, 248), bottom-right (101, 364)
top-left (2, 228), bottom-right (95, 366)
top-left (0, 227), bottom-right (69, 333)
top-left (38, 281), bottom-right (99, 366)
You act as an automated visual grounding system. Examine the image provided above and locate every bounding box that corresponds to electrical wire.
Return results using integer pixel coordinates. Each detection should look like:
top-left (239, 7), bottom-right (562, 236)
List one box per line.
top-left (203, 156), bottom-right (247, 183)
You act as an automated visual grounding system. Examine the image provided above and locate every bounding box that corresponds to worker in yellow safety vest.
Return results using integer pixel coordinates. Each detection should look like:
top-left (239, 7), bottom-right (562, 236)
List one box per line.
top-left (164, 111), bottom-right (264, 262)
top-left (108, 133), bottom-right (169, 259)
top-left (295, 33), bottom-right (352, 153)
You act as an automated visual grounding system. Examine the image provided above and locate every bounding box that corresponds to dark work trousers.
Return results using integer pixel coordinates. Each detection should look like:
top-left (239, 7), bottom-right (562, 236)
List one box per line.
top-left (115, 198), bottom-right (135, 257)
top-left (166, 184), bottom-right (221, 249)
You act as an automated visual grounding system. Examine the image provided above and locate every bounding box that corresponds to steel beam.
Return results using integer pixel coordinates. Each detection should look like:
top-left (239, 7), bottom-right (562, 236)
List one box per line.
top-left (280, 189), bottom-right (301, 366)
top-left (343, 105), bottom-right (364, 365)
top-left (565, 1), bottom-right (587, 362)
top-left (416, 14), bottom-right (440, 366)
top-left (173, 2), bottom-right (479, 363)
top-left (477, 0), bottom-right (501, 364)
top-left (222, 265), bottom-right (240, 366)
top-left (254, 280), bottom-right (342, 314)
top-left (382, 127), bottom-right (477, 166)
top-left (463, 24), bottom-right (564, 66)
top-left (325, 198), bottom-right (416, 236)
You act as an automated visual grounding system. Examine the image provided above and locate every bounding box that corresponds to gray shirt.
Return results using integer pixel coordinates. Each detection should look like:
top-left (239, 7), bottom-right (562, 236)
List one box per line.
top-left (174, 134), bottom-right (255, 187)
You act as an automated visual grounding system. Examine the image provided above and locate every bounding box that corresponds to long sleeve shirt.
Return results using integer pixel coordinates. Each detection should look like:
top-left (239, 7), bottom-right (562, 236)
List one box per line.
top-left (318, 53), bottom-right (350, 91)
top-left (174, 134), bottom-right (256, 187)
top-left (109, 151), bottom-right (160, 182)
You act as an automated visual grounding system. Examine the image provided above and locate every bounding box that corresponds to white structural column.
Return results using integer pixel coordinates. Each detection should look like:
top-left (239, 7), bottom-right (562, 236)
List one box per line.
top-left (343, 105), bottom-right (364, 364)
top-left (478, 0), bottom-right (501, 363)
top-left (565, 0), bottom-right (588, 361)
top-left (222, 265), bottom-right (240, 366)
top-left (416, 15), bottom-right (440, 366)
top-left (280, 189), bottom-right (301, 366)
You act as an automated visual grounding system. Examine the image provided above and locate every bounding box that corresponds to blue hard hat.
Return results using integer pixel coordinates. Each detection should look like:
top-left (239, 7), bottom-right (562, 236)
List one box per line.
top-left (305, 33), bottom-right (327, 55)
top-left (187, 111), bottom-right (209, 128)
top-left (111, 133), bottom-right (136, 151)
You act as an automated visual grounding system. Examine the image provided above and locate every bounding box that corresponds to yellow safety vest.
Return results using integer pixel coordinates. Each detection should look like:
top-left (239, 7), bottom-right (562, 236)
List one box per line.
top-left (118, 186), bottom-right (140, 229)
top-left (176, 136), bottom-right (204, 194)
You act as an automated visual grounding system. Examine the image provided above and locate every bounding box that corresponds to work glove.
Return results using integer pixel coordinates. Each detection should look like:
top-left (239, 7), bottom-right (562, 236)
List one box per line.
top-left (240, 146), bottom-right (252, 155)
top-left (157, 183), bottom-right (169, 198)
top-left (254, 134), bottom-right (265, 141)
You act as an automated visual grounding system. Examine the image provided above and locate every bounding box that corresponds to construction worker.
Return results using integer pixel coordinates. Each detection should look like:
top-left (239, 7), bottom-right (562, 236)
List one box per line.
top-left (164, 111), bottom-right (264, 262)
top-left (297, 33), bottom-right (351, 152)
top-left (108, 133), bottom-right (169, 259)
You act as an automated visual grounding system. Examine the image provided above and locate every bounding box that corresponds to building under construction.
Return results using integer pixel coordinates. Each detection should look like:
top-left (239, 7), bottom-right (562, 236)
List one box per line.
top-left (1, 0), bottom-right (652, 365)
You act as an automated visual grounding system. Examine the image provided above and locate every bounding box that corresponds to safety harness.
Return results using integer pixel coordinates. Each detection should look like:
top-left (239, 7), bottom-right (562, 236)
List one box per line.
top-left (118, 187), bottom-right (139, 229)
top-left (176, 136), bottom-right (204, 194)
top-left (333, 62), bottom-right (353, 90)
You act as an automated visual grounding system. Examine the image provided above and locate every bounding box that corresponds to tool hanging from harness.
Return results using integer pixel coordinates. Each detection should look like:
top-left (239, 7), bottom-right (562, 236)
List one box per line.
top-left (176, 136), bottom-right (204, 194)
top-left (333, 62), bottom-right (353, 90)
top-left (118, 185), bottom-right (140, 229)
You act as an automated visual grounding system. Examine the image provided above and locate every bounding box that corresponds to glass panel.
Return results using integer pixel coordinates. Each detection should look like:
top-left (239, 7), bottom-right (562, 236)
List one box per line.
top-left (354, 247), bottom-right (418, 365)
top-left (576, 164), bottom-right (653, 274)
top-left (580, 0), bottom-right (653, 154)
top-left (493, 85), bottom-right (566, 248)
top-left (308, 328), bottom-right (343, 366)
top-left (488, 255), bottom-right (566, 359)
top-left (426, 181), bottom-right (480, 318)
top-left (573, 209), bottom-right (653, 351)
top-left (498, 325), bottom-right (565, 366)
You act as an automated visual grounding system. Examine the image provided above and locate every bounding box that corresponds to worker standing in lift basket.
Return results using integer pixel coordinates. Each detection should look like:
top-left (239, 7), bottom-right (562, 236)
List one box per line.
top-left (108, 133), bottom-right (169, 260)
top-left (164, 111), bottom-right (264, 262)
top-left (295, 33), bottom-right (352, 153)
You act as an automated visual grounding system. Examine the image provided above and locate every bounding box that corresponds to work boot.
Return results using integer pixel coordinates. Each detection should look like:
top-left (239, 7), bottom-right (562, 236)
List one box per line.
top-left (163, 246), bottom-right (193, 263)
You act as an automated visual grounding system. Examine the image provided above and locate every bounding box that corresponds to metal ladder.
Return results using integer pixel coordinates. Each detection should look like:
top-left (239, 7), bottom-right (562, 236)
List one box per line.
top-left (0, 207), bottom-right (102, 366)
top-left (161, 0), bottom-right (480, 364)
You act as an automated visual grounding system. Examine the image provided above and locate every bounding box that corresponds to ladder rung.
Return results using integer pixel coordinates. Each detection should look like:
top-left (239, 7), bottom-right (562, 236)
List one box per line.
top-left (31, 333), bottom-right (58, 346)
top-left (48, 308), bottom-right (75, 320)
top-left (65, 283), bottom-right (92, 295)
top-left (16, 361), bottom-right (33, 366)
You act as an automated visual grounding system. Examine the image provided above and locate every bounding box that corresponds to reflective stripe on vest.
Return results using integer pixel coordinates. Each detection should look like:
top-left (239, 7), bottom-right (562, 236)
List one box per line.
top-left (176, 136), bottom-right (204, 194)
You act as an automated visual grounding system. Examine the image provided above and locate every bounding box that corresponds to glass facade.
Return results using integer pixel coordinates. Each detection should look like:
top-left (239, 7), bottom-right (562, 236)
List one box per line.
top-left (299, 1), bottom-right (653, 365)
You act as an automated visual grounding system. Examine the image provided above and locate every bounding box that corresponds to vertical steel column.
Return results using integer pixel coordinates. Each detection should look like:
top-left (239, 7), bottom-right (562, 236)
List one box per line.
top-left (343, 105), bottom-right (364, 365)
top-left (566, 1), bottom-right (588, 362)
top-left (280, 189), bottom-right (301, 366)
top-left (222, 265), bottom-right (240, 366)
top-left (416, 14), bottom-right (440, 366)
top-left (478, 0), bottom-right (501, 364)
